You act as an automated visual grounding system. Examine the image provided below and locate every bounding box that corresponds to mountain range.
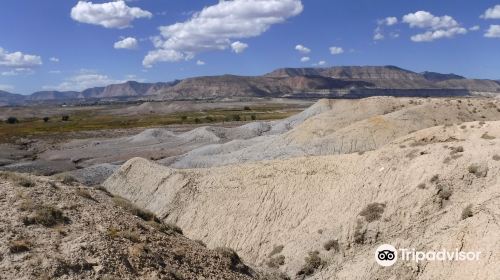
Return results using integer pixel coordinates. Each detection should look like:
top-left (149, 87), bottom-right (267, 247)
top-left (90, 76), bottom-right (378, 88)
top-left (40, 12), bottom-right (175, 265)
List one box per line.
top-left (2, 66), bottom-right (500, 106)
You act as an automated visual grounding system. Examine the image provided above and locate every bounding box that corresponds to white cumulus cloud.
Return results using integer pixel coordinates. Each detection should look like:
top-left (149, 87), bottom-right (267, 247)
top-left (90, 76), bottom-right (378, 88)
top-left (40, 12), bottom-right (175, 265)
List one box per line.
top-left (329, 46), bottom-right (344, 55)
top-left (317, 61), bottom-right (326, 66)
top-left (114, 37), bottom-right (138, 49)
top-left (402, 11), bottom-right (467, 42)
top-left (231, 41), bottom-right (249, 53)
top-left (403, 11), bottom-right (459, 30)
top-left (410, 27), bottom-right (467, 42)
top-left (469, 25), bottom-right (480, 31)
top-left (379, 17), bottom-right (398, 26)
top-left (295, 44), bottom-right (311, 54)
top-left (44, 71), bottom-right (123, 91)
top-left (71, 1), bottom-right (152, 29)
top-left (196, 60), bottom-right (206, 65)
top-left (481, 5), bottom-right (500, 19)
top-left (143, 0), bottom-right (303, 67)
top-left (373, 17), bottom-right (398, 41)
top-left (0, 84), bottom-right (14, 91)
top-left (300, 56), bottom-right (310, 62)
top-left (0, 47), bottom-right (42, 68)
top-left (49, 57), bottom-right (60, 62)
top-left (485, 25), bottom-right (500, 38)
top-left (373, 32), bottom-right (384, 40)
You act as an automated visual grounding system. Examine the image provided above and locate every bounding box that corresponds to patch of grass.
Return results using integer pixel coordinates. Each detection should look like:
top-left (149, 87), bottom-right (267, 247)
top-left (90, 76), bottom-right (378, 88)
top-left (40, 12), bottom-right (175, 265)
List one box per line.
top-left (353, 220), bottom-right (365, 244)
top-left (194, 240), bottom-right (206, 247)
top-left (0, 105), bottom-right (301, 143)
top-left (430, 174), bottom-right (439, 183)
top-left (461, 204), bottom-right (473, 220)
top-left (323, 239), bottom-right (339, 251)
top-left (75, 189), bottom-right (96, 201)
top-left (107, 227), bottom-right (147, 243)
top-left (118, 230), bottom-right (141, 243)
top-left (267, 255), bottom-right (285, 268)
top-left (58, 174), bottom-right (77, 185)
top-left (359, 202), bottom-right (386, 222)
top-left (23, 205), bottom-right (68, 227)
top-left (450, 146), bottom-right (464, 155)
top-left (297, 251), bottom-right (325, 276)
top-left (436, 185), bottom-right (452, 201)
top-left (214, 247), bottom-right (250, 274)
top-left (18, 198), bottom-right (35, 211)
top-left (468, 164), bottom-right (488, 177)
top-left (9, 239), bottom-right (31, 253)
top-left (481, 132), bottom-right (496, 140)
top-left (145, 220), bottom-right (183, 235)
top-left (0, 172), bottom-right (36, 188)
top-left (112, 196), bottom-right (158, 222)
top-left (95, 186), bottom-right (113, 196)
top-left (268, 245), bottom-right (284, 257)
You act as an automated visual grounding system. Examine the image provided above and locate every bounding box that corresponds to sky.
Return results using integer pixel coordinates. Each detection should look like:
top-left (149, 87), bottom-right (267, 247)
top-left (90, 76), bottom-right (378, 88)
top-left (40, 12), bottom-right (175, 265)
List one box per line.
top-left (0, 0), bottom-right (499, 94)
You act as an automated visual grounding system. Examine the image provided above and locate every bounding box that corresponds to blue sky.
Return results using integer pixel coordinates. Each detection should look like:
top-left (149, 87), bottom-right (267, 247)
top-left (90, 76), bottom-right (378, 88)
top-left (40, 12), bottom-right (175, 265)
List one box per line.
top-left (0, 0), bottom-right (499, 94)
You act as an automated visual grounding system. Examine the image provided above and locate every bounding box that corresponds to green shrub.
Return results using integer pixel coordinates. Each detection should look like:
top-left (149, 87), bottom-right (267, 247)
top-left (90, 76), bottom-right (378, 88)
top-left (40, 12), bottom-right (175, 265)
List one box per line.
top-left (23, 205), bottom-right (68, 227)
top-left (268, 245), bottom-right (284, 257)
top-left (481, 133), bottom-right (495, 140)
top-left (430, 174), bottom-right (439, 183)
top-left (461, 204), bottom-right (473, 220)
top-left (112, 196), bottom-right (158, 222)
top-left (359, 203), bottom-right (385, 222)
top-left (436, 185), bottom-right (452, 200)
top-left (323, 239), bottom-right (339, 251)
top-left (353, 220), bottom-right (365, 244)
top-left (214, 247), bottom-right (249, 274)
top-left (6, 117), bottom-right (18, 124)
top-left (267, 255), bottom-right (285, 268)
top-left (297, 251), bottom-right (324, 276)
top-left (9, 239), bottom-right (31, 253)
top-left (61, 115), bottom-right (70, 121)
top-left (75, 189), bottom-right (95, 201)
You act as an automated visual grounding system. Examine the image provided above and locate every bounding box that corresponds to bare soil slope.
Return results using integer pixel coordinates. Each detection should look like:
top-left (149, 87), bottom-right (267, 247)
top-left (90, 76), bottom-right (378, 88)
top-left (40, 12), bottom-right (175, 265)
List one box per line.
top-left (105, 120), bottom-right (500, 279)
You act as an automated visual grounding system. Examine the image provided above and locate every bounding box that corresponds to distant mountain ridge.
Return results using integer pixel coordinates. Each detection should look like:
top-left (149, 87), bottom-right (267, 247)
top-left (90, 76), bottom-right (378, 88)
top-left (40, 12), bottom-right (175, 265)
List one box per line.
top-left (1, 66), bottom-right (499, 106)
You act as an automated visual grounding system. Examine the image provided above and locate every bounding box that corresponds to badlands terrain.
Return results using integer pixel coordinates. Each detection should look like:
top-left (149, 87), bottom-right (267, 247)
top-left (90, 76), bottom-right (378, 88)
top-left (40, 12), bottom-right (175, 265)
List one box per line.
top-left (1, 96), bottom-right (500, 279)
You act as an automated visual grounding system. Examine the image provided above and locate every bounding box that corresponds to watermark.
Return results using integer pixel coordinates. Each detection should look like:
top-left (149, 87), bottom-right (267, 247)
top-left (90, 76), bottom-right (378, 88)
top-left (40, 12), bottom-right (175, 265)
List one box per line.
top-left (375, 244), bottom-right (481, 267)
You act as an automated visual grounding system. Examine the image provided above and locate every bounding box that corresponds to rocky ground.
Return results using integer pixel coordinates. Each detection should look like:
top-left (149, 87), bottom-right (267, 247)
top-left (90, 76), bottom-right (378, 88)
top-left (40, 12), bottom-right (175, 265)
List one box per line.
top-left (0, 171), bottom-right (284, 280)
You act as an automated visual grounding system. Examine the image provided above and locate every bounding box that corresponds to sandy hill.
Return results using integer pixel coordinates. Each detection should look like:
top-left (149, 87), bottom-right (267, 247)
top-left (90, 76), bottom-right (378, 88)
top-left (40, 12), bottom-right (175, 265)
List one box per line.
top-left (104, 120), bottom-right (500, 279)
top-left (0, 172), bottom-right (281, 279)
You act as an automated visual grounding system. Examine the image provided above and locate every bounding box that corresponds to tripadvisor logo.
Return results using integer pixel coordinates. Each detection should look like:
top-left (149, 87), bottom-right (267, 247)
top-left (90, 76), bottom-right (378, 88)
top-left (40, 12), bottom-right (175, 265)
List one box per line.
top-left (375, 244), bottom-right (481, 267)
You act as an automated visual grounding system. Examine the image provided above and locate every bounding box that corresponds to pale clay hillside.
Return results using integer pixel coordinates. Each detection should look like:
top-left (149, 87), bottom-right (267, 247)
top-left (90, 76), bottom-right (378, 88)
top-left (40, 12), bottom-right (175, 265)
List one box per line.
top-left (1, 97), bottom-right (500, 279)
top-left (105, 117), bottom-right (500, 279)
